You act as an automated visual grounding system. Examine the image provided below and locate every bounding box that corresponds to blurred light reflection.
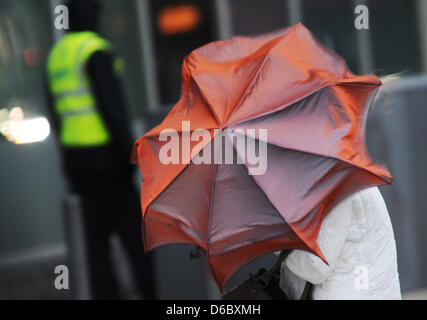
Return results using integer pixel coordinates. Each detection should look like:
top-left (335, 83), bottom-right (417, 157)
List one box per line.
top-left (0, 107), bottom-right (50, 144)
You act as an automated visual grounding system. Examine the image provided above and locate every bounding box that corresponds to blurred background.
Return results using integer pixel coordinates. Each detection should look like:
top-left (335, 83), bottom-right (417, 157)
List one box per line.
top-left (0, 0), bottom-right (426, 299)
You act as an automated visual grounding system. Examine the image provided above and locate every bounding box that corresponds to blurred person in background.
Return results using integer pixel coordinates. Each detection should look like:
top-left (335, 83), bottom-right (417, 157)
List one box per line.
top-left (45, 0), bottom-right (155, 299)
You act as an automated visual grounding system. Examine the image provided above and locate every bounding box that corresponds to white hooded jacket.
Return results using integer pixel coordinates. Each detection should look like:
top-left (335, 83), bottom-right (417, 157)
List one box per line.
top-left (280, 186), bottom-right (401, 300)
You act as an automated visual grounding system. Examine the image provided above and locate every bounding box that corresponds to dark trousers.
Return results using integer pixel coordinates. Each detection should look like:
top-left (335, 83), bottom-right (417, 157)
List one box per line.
top-left (70, 173), bottom-right (156, 300)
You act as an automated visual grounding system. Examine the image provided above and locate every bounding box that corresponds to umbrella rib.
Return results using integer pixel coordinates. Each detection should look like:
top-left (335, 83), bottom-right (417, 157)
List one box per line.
top-left (228, 79), bottom-right (380, 128)
top-left (224, 37), bottom-right (285, 124)
top-left (144, 124), bottom-right (219, 137)
top-left (231, 129), bottom-right (389, 183)
top-left (140, 128), bottom-right (221, 218)
top-left (241, 162), bottom-right (316, 255)
top-left (189, 74), bottom-right (222, 125)
top-left (230, 84), bottom-right (328, 127)
top-left (206, 164), bottom-right (218, 247)
top-left (147, 209), bottom-right (205, 248)
top-left (230, 140), bottom-right (386, 258)
top-left (205, 163), bottom-right (219, 285)
top-left (183, 55), bottom-right (220, 124)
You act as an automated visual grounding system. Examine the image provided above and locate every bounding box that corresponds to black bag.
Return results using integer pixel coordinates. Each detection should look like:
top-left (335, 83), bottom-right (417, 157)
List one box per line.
top-left (222, 251), bottom-right (312, 300)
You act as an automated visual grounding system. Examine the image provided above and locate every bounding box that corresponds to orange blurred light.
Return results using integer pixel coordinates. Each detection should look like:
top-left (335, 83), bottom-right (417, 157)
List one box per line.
top-left (24, 47), bottom-right (44, 67)
top-left (158, 5), bottom-right (201, 35)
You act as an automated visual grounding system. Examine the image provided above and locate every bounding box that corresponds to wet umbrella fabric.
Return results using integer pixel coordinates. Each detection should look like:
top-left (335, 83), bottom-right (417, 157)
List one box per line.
top-left (132, 23), bottom-right (392, 290)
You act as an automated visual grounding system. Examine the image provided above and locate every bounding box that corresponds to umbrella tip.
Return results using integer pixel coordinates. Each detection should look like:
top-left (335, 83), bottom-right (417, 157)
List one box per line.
top-left (313, 245), bottom-right (329, 265)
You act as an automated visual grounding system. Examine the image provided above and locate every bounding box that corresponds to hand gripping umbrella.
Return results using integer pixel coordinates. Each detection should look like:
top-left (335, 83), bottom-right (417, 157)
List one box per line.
top-left (132, 23), bottom-right (392, 291)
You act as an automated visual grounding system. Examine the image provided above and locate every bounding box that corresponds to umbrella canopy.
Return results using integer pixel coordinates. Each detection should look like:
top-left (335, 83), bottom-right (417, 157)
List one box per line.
top-left (132, 23), bottom-right (392, 291)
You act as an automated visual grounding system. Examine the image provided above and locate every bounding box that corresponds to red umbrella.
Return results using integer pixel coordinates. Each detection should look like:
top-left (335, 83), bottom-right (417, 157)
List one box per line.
top-left (132, 23), bottom-right (392, 291)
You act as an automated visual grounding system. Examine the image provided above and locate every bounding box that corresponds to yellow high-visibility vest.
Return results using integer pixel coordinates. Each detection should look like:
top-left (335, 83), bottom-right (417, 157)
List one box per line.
top-left (47, 31), bottom-right (112, 147)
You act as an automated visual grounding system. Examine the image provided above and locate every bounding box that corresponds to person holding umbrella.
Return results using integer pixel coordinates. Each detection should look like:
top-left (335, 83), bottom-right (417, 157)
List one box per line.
top-left (132, 23), bottom-right (401, 299)
top-left (279, 185), bottom-right (401, 299)
top-left (279, 74), bottom-right (402, 300)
